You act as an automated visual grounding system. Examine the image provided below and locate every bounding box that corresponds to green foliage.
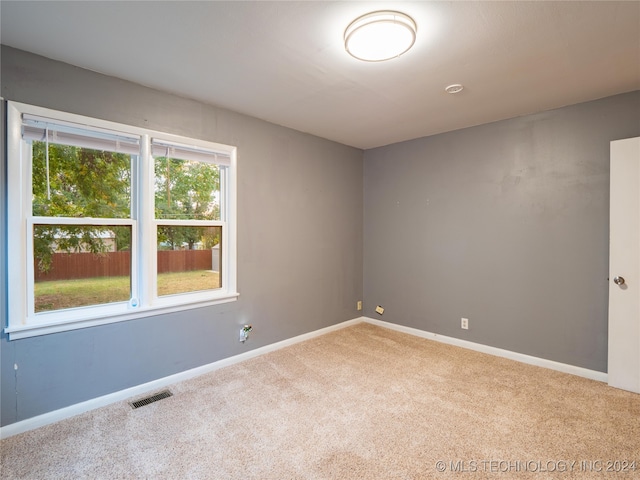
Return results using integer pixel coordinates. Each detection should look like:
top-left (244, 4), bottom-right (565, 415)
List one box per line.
top-left (154, 156), bottom-right (220, 250)
top-left (201, 228), bottom-right (221, 249)
top-left (32, 142), bottom-right (131, 272)
top-left (32, 142), bottom-right (131, 218)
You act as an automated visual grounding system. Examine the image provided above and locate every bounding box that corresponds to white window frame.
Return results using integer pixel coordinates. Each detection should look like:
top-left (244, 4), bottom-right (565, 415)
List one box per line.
top-left (6, 102), bottom-right (238, 340)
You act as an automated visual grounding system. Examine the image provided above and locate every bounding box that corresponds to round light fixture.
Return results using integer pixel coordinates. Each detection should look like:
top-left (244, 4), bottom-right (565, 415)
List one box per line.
top-left (445, 84), bottom-right (464, 94)
top-left (344, 11), bottom-right (417, 62)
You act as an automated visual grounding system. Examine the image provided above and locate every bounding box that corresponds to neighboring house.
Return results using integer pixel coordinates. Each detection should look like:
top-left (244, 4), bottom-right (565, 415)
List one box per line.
top-left (51, 230), bottom-right (117, 253)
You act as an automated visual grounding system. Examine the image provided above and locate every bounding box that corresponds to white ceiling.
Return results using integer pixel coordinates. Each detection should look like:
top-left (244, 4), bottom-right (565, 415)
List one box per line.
top-left (1, 1), bottom-right (639, 149)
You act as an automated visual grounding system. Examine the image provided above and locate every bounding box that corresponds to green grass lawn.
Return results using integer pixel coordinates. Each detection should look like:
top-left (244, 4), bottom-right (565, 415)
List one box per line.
top-left (35, 270), bottom-right (220, 312)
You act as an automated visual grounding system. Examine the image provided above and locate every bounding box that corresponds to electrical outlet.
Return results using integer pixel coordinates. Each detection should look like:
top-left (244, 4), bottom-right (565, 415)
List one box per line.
top-left (239, 324), bottom-right (253, 343)
top-left (375, 305), bottom-right (385, 315)
top-left (461, 317), bottom-right (469, 330)
top-left (357, 300), bottom-right (362, 311)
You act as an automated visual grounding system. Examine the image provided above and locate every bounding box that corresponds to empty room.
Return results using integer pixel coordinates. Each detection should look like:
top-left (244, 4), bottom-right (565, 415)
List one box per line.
top-left (1, 1), bottom-right (639, 478)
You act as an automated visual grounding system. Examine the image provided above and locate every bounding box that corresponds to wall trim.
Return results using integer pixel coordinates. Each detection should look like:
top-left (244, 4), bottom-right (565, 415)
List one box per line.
top-left (1, 315), bottom-right (608, 439)
top-left (363, 317), bottom-right (608, 383)
top-left (0, 317), bottom-right (365, 439)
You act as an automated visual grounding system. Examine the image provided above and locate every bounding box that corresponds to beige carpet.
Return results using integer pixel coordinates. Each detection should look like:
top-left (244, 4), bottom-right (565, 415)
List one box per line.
top-left (1, 323), bottom-right (639, 479)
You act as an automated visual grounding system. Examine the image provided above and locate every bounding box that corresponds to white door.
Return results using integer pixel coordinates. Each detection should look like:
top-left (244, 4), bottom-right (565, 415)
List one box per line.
top-left (608, 137), bottom-right (640, 393)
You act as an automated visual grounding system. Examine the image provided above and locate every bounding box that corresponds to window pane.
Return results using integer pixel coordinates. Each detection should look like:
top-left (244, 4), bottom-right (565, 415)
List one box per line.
top-left (154, 156), bottom-right (220, 220)
top-left (157, 226), bottom-right (221, 296)
top-left (31, 141), bottom-right (132, 218)
top-left (33, 224), bottom-right (132, 312)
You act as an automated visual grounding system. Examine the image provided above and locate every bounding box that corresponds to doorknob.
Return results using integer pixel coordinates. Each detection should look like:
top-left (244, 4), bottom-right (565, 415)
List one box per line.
top-left (613, 276), bottom-right (626, 286)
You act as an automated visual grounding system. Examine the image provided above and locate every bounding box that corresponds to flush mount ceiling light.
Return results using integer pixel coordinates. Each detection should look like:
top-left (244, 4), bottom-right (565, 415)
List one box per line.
top-left (344, 11), bottom-right (417, 62)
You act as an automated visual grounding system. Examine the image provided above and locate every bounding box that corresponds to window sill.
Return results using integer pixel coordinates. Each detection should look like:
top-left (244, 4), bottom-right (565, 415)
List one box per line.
top-left (4, 292), bottom-right (239, 340)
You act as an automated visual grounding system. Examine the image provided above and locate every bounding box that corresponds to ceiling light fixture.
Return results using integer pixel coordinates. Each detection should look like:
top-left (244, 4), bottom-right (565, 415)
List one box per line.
top-left (344, 11), bottom-right (417, 62)
top-left (445, 84), bottom-right (464, 94)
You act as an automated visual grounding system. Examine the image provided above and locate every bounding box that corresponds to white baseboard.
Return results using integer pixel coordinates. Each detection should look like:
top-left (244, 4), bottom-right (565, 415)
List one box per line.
top-left (363, 317), bottom-right (608, 383)
top-left (1, 316), bottom-right (607, 439)
top-left (0, 317), bottom-right (365, 440)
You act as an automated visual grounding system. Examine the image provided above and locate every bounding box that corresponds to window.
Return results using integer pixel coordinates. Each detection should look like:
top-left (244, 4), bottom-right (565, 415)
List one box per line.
top-left (6, 102), bottom-right (237, 339)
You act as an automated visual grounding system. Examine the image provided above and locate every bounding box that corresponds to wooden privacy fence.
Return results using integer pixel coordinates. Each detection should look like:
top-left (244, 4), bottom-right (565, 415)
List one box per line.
top-left (157, 250), bottom-right (212, 274)
top-left (35, 250), bottom-right (214, 282)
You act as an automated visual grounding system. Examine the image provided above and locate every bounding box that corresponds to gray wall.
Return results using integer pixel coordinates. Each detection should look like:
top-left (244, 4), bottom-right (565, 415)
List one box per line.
top-left (0, 46), bottom-right (364, 427)
top-left (364, 91), bottom-right (640, 373)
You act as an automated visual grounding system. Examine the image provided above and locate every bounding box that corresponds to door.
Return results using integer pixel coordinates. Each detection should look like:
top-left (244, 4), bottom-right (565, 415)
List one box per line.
top-left (608, 137), bottom-right (640, 393)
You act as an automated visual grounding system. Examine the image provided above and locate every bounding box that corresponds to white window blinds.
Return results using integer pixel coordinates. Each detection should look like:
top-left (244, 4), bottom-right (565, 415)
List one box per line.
top-left (22, 114), bottom-right (140, 155)
top-left (151, 139), bottom-right (230, 166)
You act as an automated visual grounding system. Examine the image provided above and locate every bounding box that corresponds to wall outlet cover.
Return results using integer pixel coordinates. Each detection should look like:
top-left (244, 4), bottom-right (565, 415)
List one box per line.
top-left (375, 305), bottom-right (385, 315)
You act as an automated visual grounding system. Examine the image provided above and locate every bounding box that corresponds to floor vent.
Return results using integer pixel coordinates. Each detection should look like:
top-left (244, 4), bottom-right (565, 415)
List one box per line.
top-left (129, 390), bottom-right (173, 409)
